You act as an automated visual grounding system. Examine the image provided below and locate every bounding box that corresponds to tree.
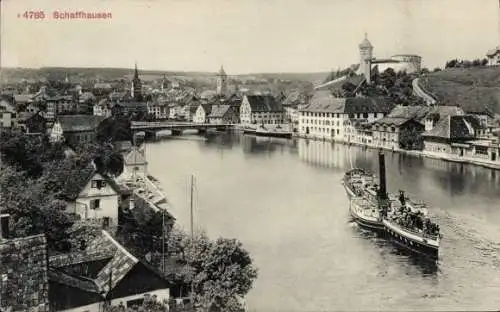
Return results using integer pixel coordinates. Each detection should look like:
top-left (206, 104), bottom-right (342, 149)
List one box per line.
top-left (0, 167), bottom-right (74, 251)
top-left (167, 230), bottom-right (257, 312)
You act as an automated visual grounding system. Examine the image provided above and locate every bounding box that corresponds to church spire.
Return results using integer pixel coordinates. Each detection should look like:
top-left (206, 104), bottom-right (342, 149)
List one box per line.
top-left (134, 61), bottom-right (139, 79)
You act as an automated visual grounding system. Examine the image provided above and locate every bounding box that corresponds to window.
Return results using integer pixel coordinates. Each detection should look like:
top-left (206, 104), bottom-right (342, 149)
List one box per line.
top-left (90, 199), bottom-right (100, 210)
top-left (91, 180), bottom-right (106, 189)
top-left (127, 298), bottom-right (144, 308)
top-left (363, 113), bottom-right (368, 118)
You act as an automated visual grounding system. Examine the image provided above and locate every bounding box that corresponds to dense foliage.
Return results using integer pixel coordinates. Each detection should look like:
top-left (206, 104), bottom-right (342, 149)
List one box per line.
top-left (165, 226), bottom-right (258, 312)
top-left (445, 58), bottom-right (488, 69)
top-left (0, 130), bottom-right (124, 251)
top-left (342, 68), bottom-right (425, 106)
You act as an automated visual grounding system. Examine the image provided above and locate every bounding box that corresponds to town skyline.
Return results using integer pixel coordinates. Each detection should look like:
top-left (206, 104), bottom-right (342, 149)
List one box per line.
top-left (1, 0), bottom-right (499, 74)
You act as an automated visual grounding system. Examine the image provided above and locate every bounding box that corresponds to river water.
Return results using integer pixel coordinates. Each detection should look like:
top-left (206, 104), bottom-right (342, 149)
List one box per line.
top-left (145, 132), bottom-right (500, 311)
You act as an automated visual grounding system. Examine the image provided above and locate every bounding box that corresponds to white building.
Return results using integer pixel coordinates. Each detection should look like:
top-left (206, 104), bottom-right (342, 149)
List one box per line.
top-left (120, 147), bottom-right (148, 182)
top-left (147, 101), bottom-right (169, 120)
top-left (298, 91), bottom-right (393, 141)
top-left (193, 104), bottom-right (212, 123)
top-left (93, 99), bottom-right (113, 117)
top-left (240, 94), bottom-right (284, 125)
top-left (63, 164), bottom-right (121, 227)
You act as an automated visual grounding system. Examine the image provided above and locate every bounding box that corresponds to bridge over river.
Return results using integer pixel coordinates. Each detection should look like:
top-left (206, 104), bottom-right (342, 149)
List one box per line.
top-left (130, 121), bottom-right (235, 138)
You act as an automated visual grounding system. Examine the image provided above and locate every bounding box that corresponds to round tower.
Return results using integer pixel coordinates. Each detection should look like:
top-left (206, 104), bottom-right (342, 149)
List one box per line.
top-left (359, 33), bottom-right (373, 83)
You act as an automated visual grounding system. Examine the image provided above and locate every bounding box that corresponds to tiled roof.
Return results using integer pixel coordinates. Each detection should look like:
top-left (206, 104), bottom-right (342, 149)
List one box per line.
top-left (424, 105), bottom-right (464, 120)
top-left (0, 234), bottom-right (49, 312)
top-left (13, 94), bottom-right (34, 103)
top-left (94, 83), bottom-right (113, 89)
top-left (422, 115), bottom-right (482, 139)
top-left (59, 162), bottom-right (97, 201)
top-left (371, 117), bottom-right (418, 127)
top-left (57, 115), bottom-right (106, 132)
top-left (124, 148), bottom-right (147, 165)
top-left (209, 105), bottom-right (231, 118)
top-left (201, 104), bottom-right (213, 115)
top-left (48, 268), bottom-right (101, 294)
top-left (387, 105), bottom-right (432, 122)
top-left (49, 230), bottom-right (138, 295)
top-left (301, 93), bottom-right (394, 114)
top-left (244, 95), bottom-right (283, 112)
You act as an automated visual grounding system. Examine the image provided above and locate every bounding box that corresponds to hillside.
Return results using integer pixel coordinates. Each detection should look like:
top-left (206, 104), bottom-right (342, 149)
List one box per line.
top-left (419, 67), bottom-right (500, 115)
top-left (0, 67), bottom-right (329, 84)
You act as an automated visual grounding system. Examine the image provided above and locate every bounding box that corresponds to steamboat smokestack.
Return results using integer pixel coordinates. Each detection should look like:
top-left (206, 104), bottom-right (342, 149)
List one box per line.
top-left (378, 150), bottom-right (388, 200)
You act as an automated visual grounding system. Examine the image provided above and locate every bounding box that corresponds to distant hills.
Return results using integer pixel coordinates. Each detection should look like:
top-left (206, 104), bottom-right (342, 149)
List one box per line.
top-left (419, 66), bottom-right (500, 115)
top-left (0, 67), bottom-right (330, 85)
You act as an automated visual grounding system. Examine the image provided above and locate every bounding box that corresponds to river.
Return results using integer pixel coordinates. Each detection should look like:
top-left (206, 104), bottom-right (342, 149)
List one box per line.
top-left (145, 132), bottom-right (500, 311)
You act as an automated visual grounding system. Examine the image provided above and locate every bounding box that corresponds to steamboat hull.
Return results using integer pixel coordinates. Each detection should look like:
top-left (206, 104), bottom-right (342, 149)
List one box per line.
top-left (349, 206), bottom-right (385, 232)
top-left (383, 220), bottom-right (439, 260)
top-left (243, 129), bottom-right (292, 139)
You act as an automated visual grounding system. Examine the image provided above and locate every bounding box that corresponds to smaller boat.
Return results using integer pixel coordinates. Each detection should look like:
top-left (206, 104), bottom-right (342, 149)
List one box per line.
top-left (342, 168), bottom-right (377, 200)
top-left (349, 197), bottom-right (385, 232)
top-left (243, 124), bottom-right (292, 139)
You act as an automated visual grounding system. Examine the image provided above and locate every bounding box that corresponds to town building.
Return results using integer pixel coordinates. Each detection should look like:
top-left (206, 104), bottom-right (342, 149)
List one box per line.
top-left (0, 232), bottom-right (50, 312)
top-left (17, 111), bottom-right (47, 134)
top-left (194, 104), bottom-right (212, 123)
top-left (298, 91), bottom-right (393, 141)
top-left (208, 105), bottom-right (239, 124)
top-left (49, 229), bottom-right (172, 311)
top-left (50, 115), bottom-right (106, 145)
top-left (93, 99), bottom-right (114, 118)
top-left (120, 147), bottom-right (148, 182)
top-left (0, 98), bottom-right (17, 129)
top-left (62, 162), bottom-right (121, 227)
top-left (486, 47), bottom-right (500, 66)
top-left (421, 115), bottom-right (484, 157)
top-left (147, 100), bottom-right (169, 120)
top-left (240, 94), bottom-right (284, 125)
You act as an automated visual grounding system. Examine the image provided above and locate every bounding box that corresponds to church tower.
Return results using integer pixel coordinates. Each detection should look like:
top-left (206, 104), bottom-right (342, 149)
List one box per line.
top-left (359, 33), bottom-right (373, 83)
top-left (131, 62), bottom-right (142, 101)
top-left (216, 65), bottom-right (228, 96)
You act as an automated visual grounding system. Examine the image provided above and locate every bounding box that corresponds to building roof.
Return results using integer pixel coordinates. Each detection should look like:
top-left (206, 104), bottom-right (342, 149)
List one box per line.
top-left (422, 115), bottom-right (482, 139)
top-left (94, 83), bottom-right (113, 89)
top-left (0, 234), bottom-right (49, 311)
top-left (359, 33), bottom-right (373, 48)
top-left (124, 148), bottom-right (147, 166)
top-left (301, 92), bottom-right (394, 114)
top-left (371, 117), bottom-right (420, 127)
top-left (244, 95), bottom-right (283, 112)
top-left (201, 103), bottom-right (213, 115)
top-left (314, 73), bottom-right (366, 92)
top-left (13, 94), bottom-right (34, 103)
top-left (486, 47), bottom-right (500, 57)
top-left (48, 268), bottom-right (101, 294)
top-left (386, 105), bottom-right (432, 121)
top-left (219, 66), bottom-right (227, 76)
top-left (49, 230), bottom-right (169, 296)
top-left (424, 105), bottom-right (465, 120)
top-left (209, 105), bottom-right (232, 118)
top-left (57, 115), bottom-right (106, 132)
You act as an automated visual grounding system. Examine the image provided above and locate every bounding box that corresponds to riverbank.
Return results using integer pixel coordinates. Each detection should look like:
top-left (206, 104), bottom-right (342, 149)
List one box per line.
top-left (293, 134), bottom-right (500, 170)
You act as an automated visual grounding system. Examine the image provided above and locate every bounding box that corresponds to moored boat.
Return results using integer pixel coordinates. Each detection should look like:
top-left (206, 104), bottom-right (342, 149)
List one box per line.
top-left (243, 124), bottom-right (292, 139)
top-left (349, 197), bottom-right (385, 232)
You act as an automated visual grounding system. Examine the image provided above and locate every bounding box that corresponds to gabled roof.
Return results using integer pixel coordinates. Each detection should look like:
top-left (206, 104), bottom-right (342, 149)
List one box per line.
top-left (13, 94), bottom-right (34, 103)
top-left (244, 95), bottom-right (283, 112)
top-left (209, 105), bottom-right (232, 118)
top-left (387, 105), bottom-right (432, 122)
top-left (57, 115), bottom-right (106, 132)
top-left (486, 47), bottom-right (500, 57)
top-left (58, 162), bottom-right (121, 201)
top-left (201, 103), bottom-right (213, 115)
top-left (301, 93), bottom-right (394, 114)
top-left (371, 117), bottom-right (422, 127)
top-left (124, 148), bottom-right (147, 165)
top-left (49, 230), bottom-right (170, 296)
top-left (422, 115), bottom-right (483, 139)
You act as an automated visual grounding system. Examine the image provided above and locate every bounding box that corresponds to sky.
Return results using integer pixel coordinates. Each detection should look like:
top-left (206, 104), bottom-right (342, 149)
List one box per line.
top-left (1, 0), bottom-right (499, 74)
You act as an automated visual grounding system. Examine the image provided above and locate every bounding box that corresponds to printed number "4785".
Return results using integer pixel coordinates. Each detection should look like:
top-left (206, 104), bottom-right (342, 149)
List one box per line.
top-left (22, 11), bottom-right (46, 19)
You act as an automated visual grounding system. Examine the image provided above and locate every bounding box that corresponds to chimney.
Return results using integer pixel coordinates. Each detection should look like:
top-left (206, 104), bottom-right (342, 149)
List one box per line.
top-left (0, 213), bottom-right (10, 240)
top-left (378, 150), bottom-right (388, 200)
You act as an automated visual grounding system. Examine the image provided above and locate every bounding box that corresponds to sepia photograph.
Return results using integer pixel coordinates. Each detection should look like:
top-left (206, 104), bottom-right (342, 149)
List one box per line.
top-left (1, 0), bottom-right (500, 311)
